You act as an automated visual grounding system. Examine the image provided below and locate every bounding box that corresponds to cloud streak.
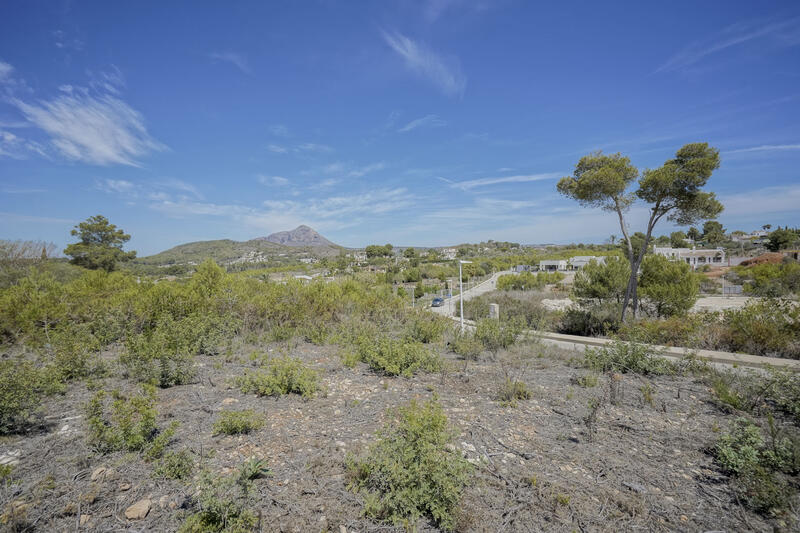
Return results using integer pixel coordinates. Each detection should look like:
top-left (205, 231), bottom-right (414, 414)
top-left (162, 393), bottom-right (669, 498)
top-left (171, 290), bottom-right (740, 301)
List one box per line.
top-left (382, 31), bottom-right (466, 97)
top-left (13, 92), bottom-right (164, 166)
top-left (398, 114), bottom-right (446, 133)
top-left (656, 16), bottom-right (800, 73)
top-left (447, 172), bottom-right (561, 191)
top-left (726, 144), bottom-right (800, 154)
top-left (210, 52), bottom-right (252, 74)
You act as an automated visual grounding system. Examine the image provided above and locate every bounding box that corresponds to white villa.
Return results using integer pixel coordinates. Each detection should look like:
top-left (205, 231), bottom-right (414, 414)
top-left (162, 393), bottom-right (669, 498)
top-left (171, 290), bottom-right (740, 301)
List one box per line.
top-left (539, 259), bottom-right (568, 271)
top-left (441, 248), bottom-right (458, 260)
top-left (653, 246), bottom-right (725, 269)
top-left (568, 256), bottom-right (606, 270)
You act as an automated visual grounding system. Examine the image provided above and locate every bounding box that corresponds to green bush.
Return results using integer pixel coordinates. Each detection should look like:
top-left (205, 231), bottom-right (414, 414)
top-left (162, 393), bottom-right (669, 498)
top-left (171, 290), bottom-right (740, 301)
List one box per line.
top-left (558, 303), bottom-right (620, 337)
top-left (404, 311), bottom-right (448, 344)
top-left (474, 318), bottom-right (524, 355)
top-left (121, 325), bottom-right (196, 388)
top-left (736, 261), bottom-right (800, 297)
top-left (571, 256), bottom-right (630, 305)
top-left (86, 384), bottom-right (175, 456)
top-left (236, 356), bottom-right (319, 399)
top-left (347, 398), bottom-right (472, 531)
top-left (497, 379), bottom-right (531, 407)
top-left (355, 336), bottom-right (441, 377)
top-left (179, 462), bottom-right (266, 533)
top-left (638, 254), bottom-right (699, 317)
top-left (48, 323), bottom-right (103, 380)
top-left (213, 410), bottom-right (264, 435)
top-left (583, 340), bottom-right (674, 375)
top-left (154, 449), bottom-right (194, 480)
top-left (722, 299), bottom-right (800, 358)
top-left (449, 329), bottom-right (483, 360)
top-left (0, 359), bottom-right (62, 434)
top-left (713, 418), bottom-right (799, 514)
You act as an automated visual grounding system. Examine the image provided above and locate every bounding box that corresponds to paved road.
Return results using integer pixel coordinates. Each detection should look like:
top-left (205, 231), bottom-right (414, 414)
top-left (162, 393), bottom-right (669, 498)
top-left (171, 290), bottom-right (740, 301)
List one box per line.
top-left (430, 270), bottom-right (511, 317)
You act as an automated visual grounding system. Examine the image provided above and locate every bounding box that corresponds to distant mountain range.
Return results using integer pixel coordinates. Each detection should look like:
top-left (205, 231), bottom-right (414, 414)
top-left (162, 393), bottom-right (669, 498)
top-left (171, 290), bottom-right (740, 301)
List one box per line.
top-left (256, 225), bottom-right (337, 247)
top-left (137, 225), bottom-right (342, 266)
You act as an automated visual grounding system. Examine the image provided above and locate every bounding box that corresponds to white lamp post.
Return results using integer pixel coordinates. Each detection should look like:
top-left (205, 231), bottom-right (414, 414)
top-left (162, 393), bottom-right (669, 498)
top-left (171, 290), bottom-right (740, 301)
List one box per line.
top-left (459, 260), bottom-right (472, 332)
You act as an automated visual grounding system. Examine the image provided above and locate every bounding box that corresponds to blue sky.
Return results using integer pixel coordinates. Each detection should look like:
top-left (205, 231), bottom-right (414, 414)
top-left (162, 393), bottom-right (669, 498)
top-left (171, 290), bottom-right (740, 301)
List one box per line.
top-left (1, 1), bottom-right (799, 255)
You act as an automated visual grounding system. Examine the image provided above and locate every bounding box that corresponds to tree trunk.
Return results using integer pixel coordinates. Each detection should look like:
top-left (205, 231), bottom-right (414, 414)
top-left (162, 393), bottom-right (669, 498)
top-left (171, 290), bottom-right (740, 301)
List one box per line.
top-left (615, 201), bottom-right (635, 322)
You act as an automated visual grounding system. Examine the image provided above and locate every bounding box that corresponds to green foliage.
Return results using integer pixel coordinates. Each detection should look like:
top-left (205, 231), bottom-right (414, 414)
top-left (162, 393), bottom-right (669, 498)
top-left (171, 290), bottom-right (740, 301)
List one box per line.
top-left (347, 398), bottom-right (472, 531)
top-left (48, 323), bottom-right (103, 380)
top-left (638, 254), bottom-right (699, 317)
top-left (722, 299), bottom-right (800, 358)
top-left (702, 220), bottom-right (726, 245)
top-left (497, 379), bottom-right (531, 407)
top-left (558, 303), bottom-right (621, 337)
top-left (0, 359), bottom-right (62, 434)
top-left (179, 464), bottom-right (263, 533)
top-left (463, 291), bottom-right (549, 328)
top-left (583, 340), bottom-right (674, 375)
top-left (403, 310), bottom-right (448, 344)
top-left (63, 215), bottom-right (136, 272)
top-left (213, 410), bottom-right (264, 435)
top-left (571, 256), bottom-right (630, 304)
top-left (154, 449), bottom-right (194, 480)
top-left (354, 336), bottom-right (442, 377)
top-left (765, 228), bottom-right (800, 252)
top-left (474, 318), bottom-right (524, 355)
top-left (449, 329), bottom-right (483, 360)
top-left (86, 384), bottom-right (172, 454)
top-left (713, 418), bottom-right (799, 514)
top-left (734, 261), bottom-right (800, 297)
top-left (670, 231), bottom-right (688, 248)
top-left (236, 356), bottom-right (319, 398)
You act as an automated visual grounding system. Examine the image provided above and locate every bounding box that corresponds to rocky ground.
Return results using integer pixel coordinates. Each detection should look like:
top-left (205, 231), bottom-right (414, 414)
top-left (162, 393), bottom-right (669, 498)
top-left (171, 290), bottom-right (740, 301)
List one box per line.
top-left (1, 338), bottom-right (796, 532)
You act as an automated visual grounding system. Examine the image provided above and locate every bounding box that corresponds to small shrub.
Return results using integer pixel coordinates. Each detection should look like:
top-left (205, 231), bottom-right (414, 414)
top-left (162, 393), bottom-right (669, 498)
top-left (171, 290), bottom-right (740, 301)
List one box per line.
top-left (48, 323), bottom-right (103, 380)
top-left (355, 336), bottom-right (442, 377)
top-left (121, 326), bottom-right (195, 388)
top-left (639, 383), bottom-right (655, 407)
top-left (0, 359), bottom-right (62, 434)
top-left (154, 449), bottom-right (194, 480)
top-left (86, 384), bottom-right (174, 455)
top-left (449, 329), bottom-right (483, 360)
top-left (497, 379), bottom-right (531, 407)
top-left (722, 299), bottom-right (800, 358)
top-left (474, 318), bottom-right (524, 355)
top-left (179, 467), bottom-right (260, 533)
top-left (0, 464), bottom-right (13, 481)
top-left (347, 398), bottom-right (472, 531)
top-left (583, 340), bottom-right (674, 375)
top-left (236, 356), bottom-right (319, 398)
top-left (575, 373), bottom-right (598, 388)
top-left (713, 418), bottom-right (799, 514)
top-left (558, 304), bottom-right (620, 337)
top-left (213, 410), bottom-right (264, 435)
top-left (404, 311), bottom-right (448, 344)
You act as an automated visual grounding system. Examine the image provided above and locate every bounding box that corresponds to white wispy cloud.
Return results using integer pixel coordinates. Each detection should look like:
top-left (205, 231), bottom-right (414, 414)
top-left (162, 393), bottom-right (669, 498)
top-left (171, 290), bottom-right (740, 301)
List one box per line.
top-left (210, 52), bottom-right (252, 74)
top-left (382, 31), bottom-right (466, 97)
top-left (296, 142), bottom-right (334, 153)
top-left (448, 172), bottom-right (561, 191)
top-left (348, 162), bottom-right (385, 177)
top-left (726, 144), bottom-right (800, 154)
top-left (0, 60), bottom-right (13, 81)
top-left (398, 114), bottom-right (446, 133)
top-left (0, 129), bottom-right (47, 159)
top-left (267, 144), bottom-right (288, 153)
top-left (718, 184), bottom-right (800, 218)
top-left (656, 16), bottom-right (800, 73)
top-left (97, 178), bottom-right (135, 194)
top-left (268, 124), bottom-right (289, 137)
top-left (13, 91), bottom-right (164, 166)
top-left (258, 175), bottom-right (289, 186)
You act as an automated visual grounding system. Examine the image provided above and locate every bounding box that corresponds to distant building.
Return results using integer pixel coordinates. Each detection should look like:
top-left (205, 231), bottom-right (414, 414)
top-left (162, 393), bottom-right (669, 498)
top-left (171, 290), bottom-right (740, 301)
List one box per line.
top-left (441, 248), bottom-right (457, 260)
top-left (349, 251), bottom-right (367, 262)
top-left (539, 259), bottom-right (567, 272)
top-left (783, 249), bottom-right (800, 262)
top-left (653, 246), bottom-right (725, 270)
top-left (568, 256), bottom-right (606, 270)
top-left (514, 264), bottom-right (534, 273)
top-left (299, 257), bottom-right (316, 264)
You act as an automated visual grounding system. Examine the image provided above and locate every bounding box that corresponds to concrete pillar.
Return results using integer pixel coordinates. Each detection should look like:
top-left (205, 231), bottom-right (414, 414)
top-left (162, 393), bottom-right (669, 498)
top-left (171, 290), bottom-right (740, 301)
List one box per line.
top-left (489, 303), bottom-right (499, 320)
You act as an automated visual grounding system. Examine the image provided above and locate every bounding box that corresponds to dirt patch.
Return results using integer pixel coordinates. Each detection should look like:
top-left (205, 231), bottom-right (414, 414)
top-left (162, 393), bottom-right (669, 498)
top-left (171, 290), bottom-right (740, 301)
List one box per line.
top-left (0, 341), bottom-right (795, 532)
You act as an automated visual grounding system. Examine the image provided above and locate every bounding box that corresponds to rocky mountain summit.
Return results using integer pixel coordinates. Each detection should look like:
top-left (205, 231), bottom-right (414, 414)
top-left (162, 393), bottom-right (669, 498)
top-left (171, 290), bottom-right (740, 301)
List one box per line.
top-left (258, 225), bottom-right (337, 247)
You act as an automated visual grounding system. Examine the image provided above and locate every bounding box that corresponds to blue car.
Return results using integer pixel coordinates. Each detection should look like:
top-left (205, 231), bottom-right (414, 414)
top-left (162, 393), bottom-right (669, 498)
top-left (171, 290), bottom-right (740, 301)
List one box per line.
top-left (431, 297), bottom-right (444, 307)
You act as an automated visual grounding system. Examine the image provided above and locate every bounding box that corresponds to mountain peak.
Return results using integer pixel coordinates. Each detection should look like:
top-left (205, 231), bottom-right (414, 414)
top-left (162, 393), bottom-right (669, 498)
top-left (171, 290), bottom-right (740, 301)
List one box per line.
top-left (257, 225), bottom-right (337, 247)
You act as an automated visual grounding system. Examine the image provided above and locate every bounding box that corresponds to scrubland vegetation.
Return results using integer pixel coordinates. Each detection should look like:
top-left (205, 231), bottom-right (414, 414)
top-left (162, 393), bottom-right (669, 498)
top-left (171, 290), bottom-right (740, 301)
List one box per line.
top-left (1, 237), bottom-right (800, 531)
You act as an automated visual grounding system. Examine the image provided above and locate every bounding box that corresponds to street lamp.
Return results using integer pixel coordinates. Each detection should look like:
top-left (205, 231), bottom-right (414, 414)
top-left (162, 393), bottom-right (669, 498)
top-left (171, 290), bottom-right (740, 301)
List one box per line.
top-left (459, 260), bottom-right (472, 332)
